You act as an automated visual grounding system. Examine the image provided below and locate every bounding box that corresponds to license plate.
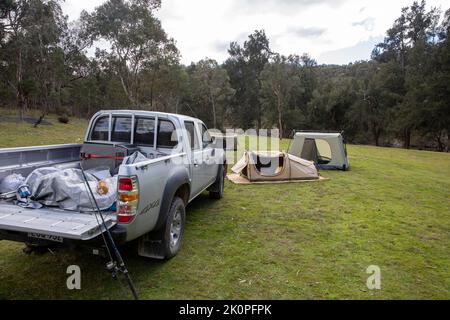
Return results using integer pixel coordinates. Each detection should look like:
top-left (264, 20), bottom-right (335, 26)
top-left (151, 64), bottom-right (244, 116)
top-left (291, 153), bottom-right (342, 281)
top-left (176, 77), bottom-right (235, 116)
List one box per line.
top-left (28, 233), bottom-right (63, 243)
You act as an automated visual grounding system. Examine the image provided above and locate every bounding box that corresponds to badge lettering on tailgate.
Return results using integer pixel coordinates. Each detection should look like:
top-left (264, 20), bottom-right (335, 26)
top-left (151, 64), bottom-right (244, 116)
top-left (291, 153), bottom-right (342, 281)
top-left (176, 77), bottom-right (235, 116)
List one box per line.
top-left (28, 233), bottom-right (63, 243)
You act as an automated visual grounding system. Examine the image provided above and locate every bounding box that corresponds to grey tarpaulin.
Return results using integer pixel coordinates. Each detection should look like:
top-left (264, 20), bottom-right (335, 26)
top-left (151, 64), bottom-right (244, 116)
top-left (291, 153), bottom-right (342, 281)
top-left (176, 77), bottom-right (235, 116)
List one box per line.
top-left (25, 167), bottom-right (117, 212)
top-left (24, 151), bottom-right (147, 212)
top-left (122, 151), bottom-right (148, 165)
top-left (0, 173), bottom-right (25, 194)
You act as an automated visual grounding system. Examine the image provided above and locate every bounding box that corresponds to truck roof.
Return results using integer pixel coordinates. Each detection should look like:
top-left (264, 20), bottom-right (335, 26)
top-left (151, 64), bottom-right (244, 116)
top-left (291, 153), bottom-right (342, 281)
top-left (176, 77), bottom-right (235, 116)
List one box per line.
top-left (95, 110), bottom-right (200, 123)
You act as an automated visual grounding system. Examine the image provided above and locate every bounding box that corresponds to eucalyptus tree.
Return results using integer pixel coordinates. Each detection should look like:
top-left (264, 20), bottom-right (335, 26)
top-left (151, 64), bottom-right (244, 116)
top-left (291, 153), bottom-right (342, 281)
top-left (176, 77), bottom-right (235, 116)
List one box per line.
top-left (187, 59), bottom-right (235, 129)
top-left (224, 30), bottom-right (272, 130)
top-left (372, 0), bottom-right (444, 148)
top-left (82, 0), bottom-right (178, 106)
top-left (0, 0), bottom-right (30, 117)
top-left (260, 54), bottom-right (297, 137)
top-left (0, 0), bottom-right (67, 118)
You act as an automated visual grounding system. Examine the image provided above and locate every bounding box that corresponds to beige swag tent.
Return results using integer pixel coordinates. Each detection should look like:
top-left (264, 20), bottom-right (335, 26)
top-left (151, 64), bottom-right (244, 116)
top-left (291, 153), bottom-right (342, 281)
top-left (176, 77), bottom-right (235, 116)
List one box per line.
top-left (231, 151), bottom-right (319, 182)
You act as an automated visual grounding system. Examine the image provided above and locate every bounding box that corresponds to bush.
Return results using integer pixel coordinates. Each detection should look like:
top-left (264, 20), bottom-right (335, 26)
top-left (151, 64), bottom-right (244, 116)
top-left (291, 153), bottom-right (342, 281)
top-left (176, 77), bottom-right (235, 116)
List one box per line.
top-left (58, 115), bottom-right (69, 124)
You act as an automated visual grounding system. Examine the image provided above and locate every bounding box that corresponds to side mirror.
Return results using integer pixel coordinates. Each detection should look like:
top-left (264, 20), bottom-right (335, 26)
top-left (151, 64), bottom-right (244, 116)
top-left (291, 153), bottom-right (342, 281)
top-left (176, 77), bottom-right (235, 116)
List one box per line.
top-left (202, 135), bottom-right (214, 148)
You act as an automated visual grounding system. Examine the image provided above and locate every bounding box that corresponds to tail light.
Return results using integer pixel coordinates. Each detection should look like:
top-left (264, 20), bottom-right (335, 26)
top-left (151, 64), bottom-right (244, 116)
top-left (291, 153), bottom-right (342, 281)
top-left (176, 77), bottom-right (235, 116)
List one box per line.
top-left (117, 176), bottom-right (139, 224)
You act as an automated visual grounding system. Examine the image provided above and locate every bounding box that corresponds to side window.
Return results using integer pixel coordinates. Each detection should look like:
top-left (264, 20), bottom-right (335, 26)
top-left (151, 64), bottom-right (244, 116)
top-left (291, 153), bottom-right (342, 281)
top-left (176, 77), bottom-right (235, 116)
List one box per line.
top-left (200, 124), bottom-right (212, 148)
top-left (90, 116), bottom-right (110, 141)
top-left (184, 121), bottom-right (199, 150)
top-left (157, 119), bottom-right (178, 148)
top-left (134, 117), bottom-right (155, 146)
top-left (111, 117), bottom-right (132, 143)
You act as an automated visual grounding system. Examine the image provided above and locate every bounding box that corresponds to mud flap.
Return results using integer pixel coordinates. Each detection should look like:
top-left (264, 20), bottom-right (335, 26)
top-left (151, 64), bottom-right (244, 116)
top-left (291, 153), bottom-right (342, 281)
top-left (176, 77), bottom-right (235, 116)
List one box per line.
top-left (207, 163), bottom-right (226, 193)
top-left (137, 231), bottom-right (165, 259)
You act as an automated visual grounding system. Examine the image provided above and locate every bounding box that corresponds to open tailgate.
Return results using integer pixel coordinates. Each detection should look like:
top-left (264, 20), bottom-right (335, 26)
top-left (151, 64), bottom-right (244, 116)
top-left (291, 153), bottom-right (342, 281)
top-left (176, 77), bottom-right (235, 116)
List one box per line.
top-left (0, 204), bottom-right (116, 241)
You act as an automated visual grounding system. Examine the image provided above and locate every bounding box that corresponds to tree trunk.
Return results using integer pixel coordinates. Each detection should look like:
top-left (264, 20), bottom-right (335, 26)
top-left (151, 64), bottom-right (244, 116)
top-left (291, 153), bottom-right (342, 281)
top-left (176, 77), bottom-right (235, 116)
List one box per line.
top-left (210, 89), bottom-right (217, 129)
top-left (16, 49), bottom-right (24, 121)
top-left (257, 105), bottom-right (261, 132)
top-left (149, 68), bottom-right (158, 109)
top-left (435, 131), bottom-right (444, 152)
top-left (277, 94), bottom-right (283, 140)
top-left (34, 113), bottom-right (46, 128)
top-left (447, 133), bottom-right (450, 152)
top-left (119, 73), bottom-right (136, 106)
top-left (278, 111), bottom-right (283, 140)
top-left (404, 128), bottom-right (411, 149)
top-left (372, 124), bottom-right (381, 146)
top-left (87, 86), bottom-right (91, 117)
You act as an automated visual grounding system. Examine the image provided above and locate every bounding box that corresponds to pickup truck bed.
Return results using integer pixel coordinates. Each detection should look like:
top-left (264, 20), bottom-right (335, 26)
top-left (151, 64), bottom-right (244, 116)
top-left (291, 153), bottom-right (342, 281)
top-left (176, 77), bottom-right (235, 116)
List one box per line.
top-left (0, 143), bottom-right (118, 243)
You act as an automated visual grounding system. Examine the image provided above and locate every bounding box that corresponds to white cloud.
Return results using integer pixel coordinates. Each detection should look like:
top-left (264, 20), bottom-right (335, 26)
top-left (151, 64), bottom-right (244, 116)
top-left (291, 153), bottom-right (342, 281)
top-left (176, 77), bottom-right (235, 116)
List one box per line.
top-left (62, 0), bottom-right (105, 21)
top-left (62, 0), bottom-right (449, 65)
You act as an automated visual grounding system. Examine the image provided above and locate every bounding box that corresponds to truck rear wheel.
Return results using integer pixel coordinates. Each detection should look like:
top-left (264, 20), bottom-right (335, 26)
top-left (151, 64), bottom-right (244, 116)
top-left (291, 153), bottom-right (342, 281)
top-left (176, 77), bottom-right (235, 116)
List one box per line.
top-left (161, 196), bottom-right (186, 259)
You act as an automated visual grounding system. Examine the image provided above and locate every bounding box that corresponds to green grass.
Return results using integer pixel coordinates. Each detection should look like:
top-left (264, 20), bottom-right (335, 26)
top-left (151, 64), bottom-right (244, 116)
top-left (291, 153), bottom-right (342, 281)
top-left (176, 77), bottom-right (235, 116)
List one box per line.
top-left (0, 110), bottom-right (449, 299)
top-left (0, 110), bottom-right (88, 148)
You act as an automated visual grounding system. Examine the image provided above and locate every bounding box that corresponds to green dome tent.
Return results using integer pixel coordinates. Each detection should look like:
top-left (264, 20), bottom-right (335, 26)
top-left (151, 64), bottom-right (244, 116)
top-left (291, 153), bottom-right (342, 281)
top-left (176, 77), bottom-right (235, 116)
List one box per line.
top-left (289, 132), bottom-right (349, 171)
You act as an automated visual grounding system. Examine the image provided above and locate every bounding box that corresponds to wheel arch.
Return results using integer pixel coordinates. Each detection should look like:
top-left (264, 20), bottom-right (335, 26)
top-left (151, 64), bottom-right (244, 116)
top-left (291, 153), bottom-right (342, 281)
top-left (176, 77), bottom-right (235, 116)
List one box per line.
top-left (154, 167), bottom-right (190, 231)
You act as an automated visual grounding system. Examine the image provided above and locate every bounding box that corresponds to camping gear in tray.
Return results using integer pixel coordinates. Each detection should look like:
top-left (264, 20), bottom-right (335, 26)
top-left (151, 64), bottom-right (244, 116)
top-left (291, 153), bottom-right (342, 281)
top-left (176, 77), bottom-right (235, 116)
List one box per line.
top-left (8, 151), bottom-right (148, 212)
top-left (24, 166), bottom-right (118, 212)
top-left (289, 132), bottom-right (349, 171)
top-left (0, 173), bottom-right (26, 201)
top-left (230, 151), bottom-right (320, 183)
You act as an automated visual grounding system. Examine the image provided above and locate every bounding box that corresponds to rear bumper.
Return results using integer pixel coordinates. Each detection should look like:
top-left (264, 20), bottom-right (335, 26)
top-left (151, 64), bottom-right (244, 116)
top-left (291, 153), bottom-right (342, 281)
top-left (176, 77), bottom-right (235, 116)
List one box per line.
top-left (110, 224), bottom-right (127, 244)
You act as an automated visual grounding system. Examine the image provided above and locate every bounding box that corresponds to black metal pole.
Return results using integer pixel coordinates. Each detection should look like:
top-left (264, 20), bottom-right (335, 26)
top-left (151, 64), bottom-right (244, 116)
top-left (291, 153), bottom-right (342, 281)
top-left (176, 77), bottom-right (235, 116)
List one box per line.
top-left (80, 166), bottom-right (139, 300)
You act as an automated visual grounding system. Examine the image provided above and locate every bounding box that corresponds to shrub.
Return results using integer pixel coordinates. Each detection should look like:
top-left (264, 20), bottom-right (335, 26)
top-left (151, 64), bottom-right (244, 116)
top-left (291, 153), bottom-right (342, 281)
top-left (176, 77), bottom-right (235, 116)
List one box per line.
top-left (58, 115), bottom-right (69, 124)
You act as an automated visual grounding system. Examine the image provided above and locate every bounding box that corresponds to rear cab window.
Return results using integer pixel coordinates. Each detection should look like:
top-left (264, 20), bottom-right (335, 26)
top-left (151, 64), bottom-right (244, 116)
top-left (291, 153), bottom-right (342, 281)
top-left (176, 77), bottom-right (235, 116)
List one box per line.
top-left (89, 114), bottom-right (180, 150)
top-left (90, 115), bottom-right (133, 143)
top-left (90, 116), bottom-right (110, 141)
top-left (111, 117), bottom-right (132, 143)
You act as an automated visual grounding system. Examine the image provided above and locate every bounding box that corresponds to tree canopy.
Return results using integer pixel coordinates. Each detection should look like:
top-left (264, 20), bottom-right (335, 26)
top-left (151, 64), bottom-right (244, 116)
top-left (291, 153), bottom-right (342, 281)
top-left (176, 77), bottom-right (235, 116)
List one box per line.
top-left (0, 0), bottom-right (448, 151)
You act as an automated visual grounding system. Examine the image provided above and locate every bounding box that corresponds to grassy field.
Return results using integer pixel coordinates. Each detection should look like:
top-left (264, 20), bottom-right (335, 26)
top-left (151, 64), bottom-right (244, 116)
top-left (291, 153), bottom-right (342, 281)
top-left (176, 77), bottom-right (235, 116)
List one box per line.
top-left (0, 109), bottom-right (88, 148)
top-left (0, 111), bottom-right (449, 300)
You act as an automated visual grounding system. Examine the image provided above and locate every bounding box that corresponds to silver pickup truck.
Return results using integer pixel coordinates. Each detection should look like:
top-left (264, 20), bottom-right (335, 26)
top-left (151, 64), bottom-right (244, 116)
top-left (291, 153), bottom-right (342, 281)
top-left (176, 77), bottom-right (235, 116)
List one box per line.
top-left (0, 110), bottom-right (226, 259)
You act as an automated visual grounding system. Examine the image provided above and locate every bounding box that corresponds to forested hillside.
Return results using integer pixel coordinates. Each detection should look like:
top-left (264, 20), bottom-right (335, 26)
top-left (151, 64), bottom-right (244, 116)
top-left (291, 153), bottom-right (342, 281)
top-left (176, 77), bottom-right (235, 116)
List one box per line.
top-left (1, 0), bottom-right (449, 150)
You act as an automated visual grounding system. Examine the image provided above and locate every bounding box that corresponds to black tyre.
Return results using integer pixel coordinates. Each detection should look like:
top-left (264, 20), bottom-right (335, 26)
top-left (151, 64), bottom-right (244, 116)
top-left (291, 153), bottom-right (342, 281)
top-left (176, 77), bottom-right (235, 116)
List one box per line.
top-left (161, 196), bottom-right (186, 259)
top-left (209, 164), bottom-right (225, 199)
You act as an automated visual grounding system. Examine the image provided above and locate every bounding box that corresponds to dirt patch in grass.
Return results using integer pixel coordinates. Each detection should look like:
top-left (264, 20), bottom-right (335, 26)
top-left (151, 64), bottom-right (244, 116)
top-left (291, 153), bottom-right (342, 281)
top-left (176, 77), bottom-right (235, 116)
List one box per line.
top-left (0, 116), bottom-right (53, 126)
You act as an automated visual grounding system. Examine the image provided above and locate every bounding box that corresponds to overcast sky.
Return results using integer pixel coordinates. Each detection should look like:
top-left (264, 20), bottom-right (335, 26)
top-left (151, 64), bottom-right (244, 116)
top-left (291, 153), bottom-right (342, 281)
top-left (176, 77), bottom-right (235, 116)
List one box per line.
top-left (62, 0), bottom-right (449, 65)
